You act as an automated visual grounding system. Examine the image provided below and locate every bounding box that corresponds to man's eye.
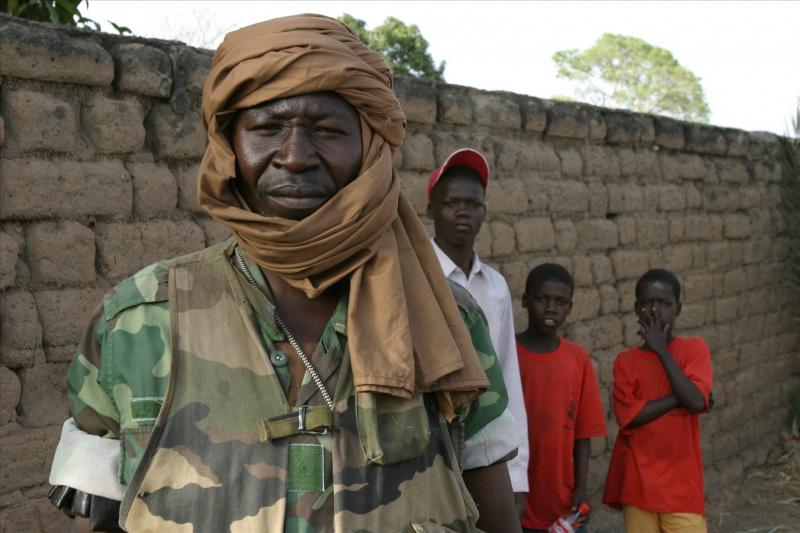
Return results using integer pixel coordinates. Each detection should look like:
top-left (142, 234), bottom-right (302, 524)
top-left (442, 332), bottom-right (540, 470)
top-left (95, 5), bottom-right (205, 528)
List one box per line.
top-left (251, 123), bottom-right (282, 135)
top-left (314, 125), bottom-right (342, 135)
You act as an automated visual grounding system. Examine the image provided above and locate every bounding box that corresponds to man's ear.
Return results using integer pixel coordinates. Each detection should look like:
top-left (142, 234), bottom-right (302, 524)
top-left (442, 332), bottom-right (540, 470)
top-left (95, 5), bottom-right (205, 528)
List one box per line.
top-left (676, 301), bottom-right (682, 316)
top-left (521, 293), bottom-right (528, 309)
top-left (426, 204), bottom-right (433, 219)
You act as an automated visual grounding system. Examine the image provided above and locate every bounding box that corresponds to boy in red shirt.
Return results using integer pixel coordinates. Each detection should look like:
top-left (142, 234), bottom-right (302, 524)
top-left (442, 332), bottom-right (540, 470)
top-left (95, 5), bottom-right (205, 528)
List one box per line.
top-left (516, 263), bottom-right (607, 532)
top-left (603, 269), bottom-right (713, 533)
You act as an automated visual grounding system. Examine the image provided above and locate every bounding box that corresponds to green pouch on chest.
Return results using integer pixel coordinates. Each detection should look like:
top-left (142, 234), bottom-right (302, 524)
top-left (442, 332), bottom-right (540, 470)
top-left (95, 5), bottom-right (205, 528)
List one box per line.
top-left (288, 442), bottom-right (325, 492)
top-left (355, 391), bottom-right (430, 465)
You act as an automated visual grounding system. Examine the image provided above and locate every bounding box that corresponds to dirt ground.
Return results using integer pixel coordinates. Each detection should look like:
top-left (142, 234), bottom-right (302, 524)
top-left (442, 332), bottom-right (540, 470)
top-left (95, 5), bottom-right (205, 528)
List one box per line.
top-left (705, 436), bottom-right (800, 533)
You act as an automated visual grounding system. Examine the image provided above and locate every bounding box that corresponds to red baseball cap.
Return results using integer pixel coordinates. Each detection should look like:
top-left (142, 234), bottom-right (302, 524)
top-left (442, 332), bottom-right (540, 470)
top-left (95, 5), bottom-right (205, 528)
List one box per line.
top-left (427, 148), bottom-right (490, 202)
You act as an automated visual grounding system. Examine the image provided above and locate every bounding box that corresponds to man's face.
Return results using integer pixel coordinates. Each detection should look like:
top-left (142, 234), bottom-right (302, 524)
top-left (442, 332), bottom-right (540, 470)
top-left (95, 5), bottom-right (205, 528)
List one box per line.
top-left (522, 279), bottom-right (573, 335)
top-left (427, 170), bottom-right (486, 248)
top-left (231, 92), bottom-right (362, 220)
top-left (635, 281), bottom-right (681, 330)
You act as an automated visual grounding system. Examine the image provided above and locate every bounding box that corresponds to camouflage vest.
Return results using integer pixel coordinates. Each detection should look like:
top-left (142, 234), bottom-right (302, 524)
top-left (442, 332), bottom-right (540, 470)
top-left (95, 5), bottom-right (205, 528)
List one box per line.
top-left (119, 244), bottom-right (480, 532)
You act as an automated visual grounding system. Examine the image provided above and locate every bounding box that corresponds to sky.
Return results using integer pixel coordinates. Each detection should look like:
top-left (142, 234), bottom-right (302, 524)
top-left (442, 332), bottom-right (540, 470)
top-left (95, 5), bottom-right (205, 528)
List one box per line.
top-left (83, 1), bottom-right (800, 136)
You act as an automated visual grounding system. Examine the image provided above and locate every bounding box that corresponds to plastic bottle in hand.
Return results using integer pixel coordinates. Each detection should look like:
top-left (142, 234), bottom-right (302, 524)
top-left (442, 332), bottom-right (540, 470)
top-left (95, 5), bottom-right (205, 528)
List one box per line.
top-left (547, 502), bottom-right (591, 533)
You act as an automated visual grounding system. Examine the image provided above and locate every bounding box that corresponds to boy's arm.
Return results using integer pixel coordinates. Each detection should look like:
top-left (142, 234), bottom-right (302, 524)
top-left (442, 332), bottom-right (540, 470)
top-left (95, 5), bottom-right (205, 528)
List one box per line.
top-left (571, 438), bottom-right (591, 527)
top-left (639, 311), bottom-right (706, 413)
top-left (571, 358), bottom-right (606, 516)
top-left (613, 356), bottom-right (674, 431)
top-left (572, 438), bottom-right (590, 506)
top-left (652, 350), bottom-right (705, 413)
top-left (463, 463), bottom-right (523, 533)
top-left (624, 394), bottom-right (681, 428)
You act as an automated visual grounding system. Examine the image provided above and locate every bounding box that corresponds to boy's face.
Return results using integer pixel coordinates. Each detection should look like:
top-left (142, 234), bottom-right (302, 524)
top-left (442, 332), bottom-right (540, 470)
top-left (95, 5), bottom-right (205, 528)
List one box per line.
top-left (522, 279), bottom-right (573, 335)
top-left (427, 171), bottom-right (486, 248)
top-left (635, 281), bottom-right (681, 329)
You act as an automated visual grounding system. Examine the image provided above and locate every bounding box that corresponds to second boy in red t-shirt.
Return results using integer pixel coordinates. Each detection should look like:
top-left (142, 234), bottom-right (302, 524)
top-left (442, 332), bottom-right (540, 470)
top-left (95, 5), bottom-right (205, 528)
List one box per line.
top-left (516, 263), bottom-right (607, 532)
top-left (604, 268), bottom-right (713, 533)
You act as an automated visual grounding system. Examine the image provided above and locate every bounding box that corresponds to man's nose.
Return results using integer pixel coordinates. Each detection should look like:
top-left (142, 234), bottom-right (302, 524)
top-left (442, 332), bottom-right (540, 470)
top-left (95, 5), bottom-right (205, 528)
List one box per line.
top-left (273, 128), bottom-right (318, 172)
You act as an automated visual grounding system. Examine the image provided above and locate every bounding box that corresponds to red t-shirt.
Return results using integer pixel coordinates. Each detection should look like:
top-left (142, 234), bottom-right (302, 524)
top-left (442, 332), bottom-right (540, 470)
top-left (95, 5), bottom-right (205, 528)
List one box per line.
top-left (603, 336), bottom-right (713, 515)
top-left (517, 339), bottom-right (608, 529)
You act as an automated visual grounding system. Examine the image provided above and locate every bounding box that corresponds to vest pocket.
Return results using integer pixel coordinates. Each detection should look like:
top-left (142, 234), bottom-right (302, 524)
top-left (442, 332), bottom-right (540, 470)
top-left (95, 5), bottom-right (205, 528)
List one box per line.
top-left (355, 392), bottom-right (431, 465)
top-left (119, 397), bottom-right (163, 485)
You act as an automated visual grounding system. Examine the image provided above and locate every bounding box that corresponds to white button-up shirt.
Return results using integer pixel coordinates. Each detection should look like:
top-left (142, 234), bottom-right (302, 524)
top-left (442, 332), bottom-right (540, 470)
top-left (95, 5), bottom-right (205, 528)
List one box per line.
top-left (432, 239), bottom-right (530, 492)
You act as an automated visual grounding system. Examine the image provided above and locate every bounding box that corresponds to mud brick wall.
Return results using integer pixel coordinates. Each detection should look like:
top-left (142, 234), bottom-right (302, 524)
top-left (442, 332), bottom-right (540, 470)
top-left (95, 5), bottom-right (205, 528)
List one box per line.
top-left (1, 15), bottom-right (797, 531)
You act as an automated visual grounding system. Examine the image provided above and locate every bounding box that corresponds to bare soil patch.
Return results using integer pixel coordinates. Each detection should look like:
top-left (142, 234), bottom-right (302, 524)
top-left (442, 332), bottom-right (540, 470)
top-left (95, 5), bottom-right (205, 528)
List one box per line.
top-left (707, 436), bottom-right (800, 533)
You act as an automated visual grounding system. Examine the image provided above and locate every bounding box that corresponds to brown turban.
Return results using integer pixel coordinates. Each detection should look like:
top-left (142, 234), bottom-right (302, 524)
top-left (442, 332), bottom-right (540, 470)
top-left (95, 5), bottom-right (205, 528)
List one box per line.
top-left (197, 14), bottom-right (488, 412)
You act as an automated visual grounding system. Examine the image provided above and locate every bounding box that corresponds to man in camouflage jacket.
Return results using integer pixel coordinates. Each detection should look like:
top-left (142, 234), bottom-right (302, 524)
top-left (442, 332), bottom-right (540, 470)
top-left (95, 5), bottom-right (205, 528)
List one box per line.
top-left (49, 14), bottom-right (522, 533)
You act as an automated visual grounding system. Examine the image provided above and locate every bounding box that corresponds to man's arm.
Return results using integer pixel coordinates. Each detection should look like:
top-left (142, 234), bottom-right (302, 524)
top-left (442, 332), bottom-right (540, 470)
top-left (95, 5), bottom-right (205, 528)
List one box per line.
top-left (513, 492), bottom-right (526, 520)
top-left (50, 301), bottom-right (125, 526)
top-left (451, 284), bottom-right (522, 530)
top-left (69, 517), bottom-right (92, 533)
top-left (494, 284), bottom-right (529, 493)
top-left (463, 462), bottom-right (522, 533)
top-left (53, 267), bottom-right (172, 529)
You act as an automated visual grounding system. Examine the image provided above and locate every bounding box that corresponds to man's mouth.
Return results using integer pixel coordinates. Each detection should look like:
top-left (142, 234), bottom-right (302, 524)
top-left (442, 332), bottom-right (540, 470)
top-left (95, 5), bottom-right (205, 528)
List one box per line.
top-left (264, 184), bottom-right (332, 212)
top-left (268, 184), bottom-right (327, 198)
top-left (542, 318), bottom-right (558, 327)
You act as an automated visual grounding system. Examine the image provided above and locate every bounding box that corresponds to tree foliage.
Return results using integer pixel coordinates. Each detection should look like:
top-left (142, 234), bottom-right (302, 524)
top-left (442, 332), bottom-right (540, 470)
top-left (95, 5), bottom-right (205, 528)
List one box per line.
top-left (153, 8), bottom-right (234, 49)
top-left (553, 33), bottom-right (710, 122)
top-left (3, 0), bottom-right (129, 33)
top-left (338, 14), bottom-right (445, 82)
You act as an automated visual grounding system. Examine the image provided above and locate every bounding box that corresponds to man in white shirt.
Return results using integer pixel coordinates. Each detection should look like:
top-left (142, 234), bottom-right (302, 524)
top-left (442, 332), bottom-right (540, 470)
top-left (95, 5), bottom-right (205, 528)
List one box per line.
top-left (427, 148), bottom-right (530, 515)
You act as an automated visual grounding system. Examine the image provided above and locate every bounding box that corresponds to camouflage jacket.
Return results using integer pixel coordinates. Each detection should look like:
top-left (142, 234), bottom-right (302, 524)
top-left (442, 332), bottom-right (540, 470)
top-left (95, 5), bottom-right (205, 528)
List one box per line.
top-left (57, 239), bottom-right (514, 532)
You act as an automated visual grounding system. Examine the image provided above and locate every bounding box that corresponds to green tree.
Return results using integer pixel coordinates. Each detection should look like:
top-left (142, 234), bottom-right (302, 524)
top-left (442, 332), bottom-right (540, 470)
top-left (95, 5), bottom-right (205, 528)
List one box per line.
top-left (339, 14), bottom-right (445, 82)
top-left (2, 0), bottom-right (129, 33)
top-left (553, 33), bottom-right (710, 122)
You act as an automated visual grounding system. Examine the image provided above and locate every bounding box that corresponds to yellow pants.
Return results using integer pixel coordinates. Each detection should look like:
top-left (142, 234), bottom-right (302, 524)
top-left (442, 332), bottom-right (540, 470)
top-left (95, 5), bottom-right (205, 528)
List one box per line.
top-left (623, 505), bottom-right (707, 533)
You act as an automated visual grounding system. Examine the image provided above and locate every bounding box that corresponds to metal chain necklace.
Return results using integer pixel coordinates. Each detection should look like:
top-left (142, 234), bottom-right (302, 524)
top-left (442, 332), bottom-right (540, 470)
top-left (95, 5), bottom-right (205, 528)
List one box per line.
top-left (234, 246), bottom-right (334, 410)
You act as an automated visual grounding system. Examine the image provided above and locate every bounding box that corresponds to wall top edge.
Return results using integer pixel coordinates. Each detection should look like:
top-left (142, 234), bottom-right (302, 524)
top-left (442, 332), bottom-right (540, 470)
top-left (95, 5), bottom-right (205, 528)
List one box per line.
top-left (0, 13), bottom-right (787, 143)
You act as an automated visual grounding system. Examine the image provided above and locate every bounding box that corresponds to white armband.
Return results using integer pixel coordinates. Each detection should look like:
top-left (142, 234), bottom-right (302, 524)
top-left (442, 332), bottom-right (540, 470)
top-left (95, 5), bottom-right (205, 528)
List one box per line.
top-left (49, 418), bottom-right (125, 501)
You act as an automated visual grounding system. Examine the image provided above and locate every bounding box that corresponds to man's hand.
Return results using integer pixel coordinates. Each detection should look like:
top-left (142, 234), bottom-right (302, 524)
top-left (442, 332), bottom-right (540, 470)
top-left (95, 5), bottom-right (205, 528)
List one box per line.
top-left (513, 492), bottom-right (527, 520)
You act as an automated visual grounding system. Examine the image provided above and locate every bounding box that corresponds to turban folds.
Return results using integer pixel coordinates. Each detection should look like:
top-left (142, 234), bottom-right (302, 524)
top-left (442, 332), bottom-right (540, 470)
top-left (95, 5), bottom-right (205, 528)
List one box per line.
top-left (197, 14), bottom-right (488, 413)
